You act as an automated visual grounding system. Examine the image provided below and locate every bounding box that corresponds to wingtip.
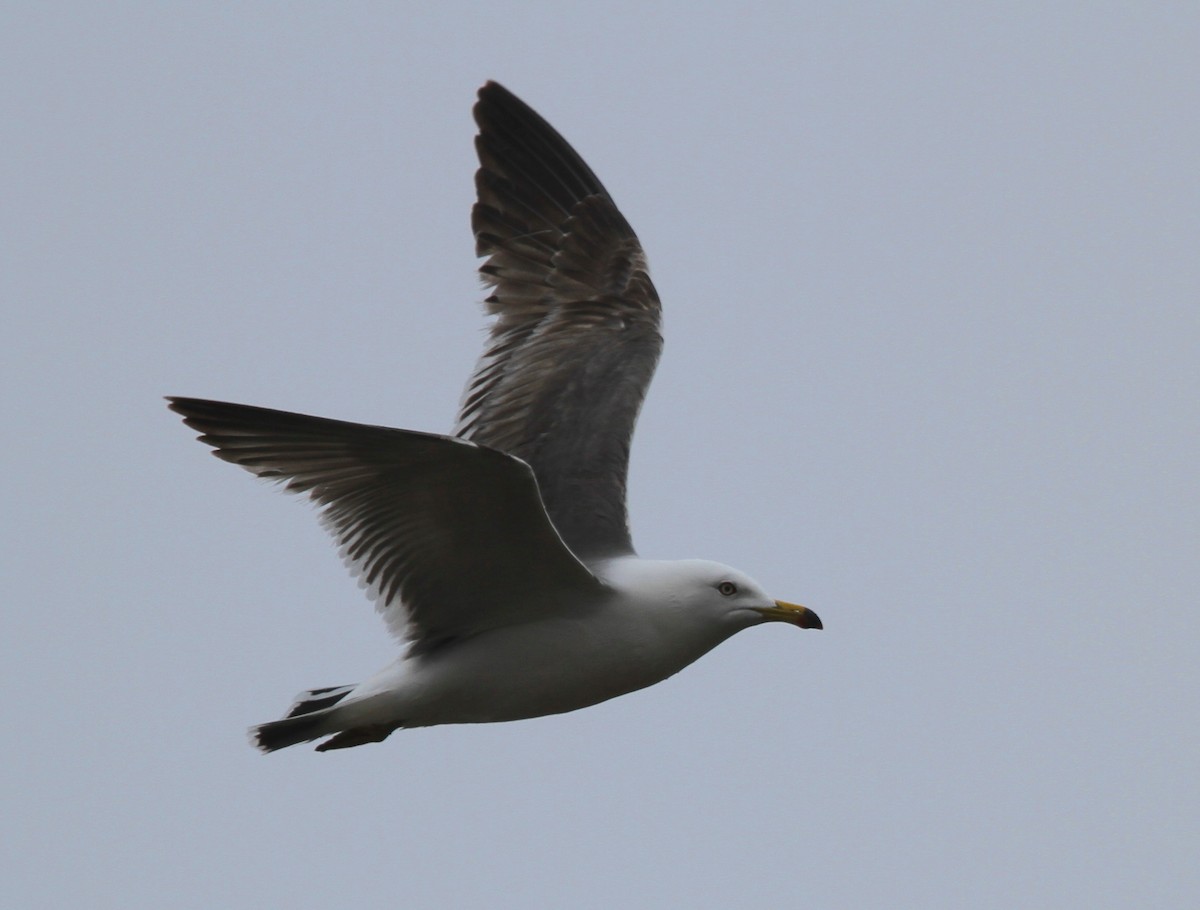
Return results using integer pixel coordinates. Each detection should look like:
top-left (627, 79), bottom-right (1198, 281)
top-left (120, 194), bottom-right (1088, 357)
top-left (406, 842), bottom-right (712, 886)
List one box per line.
top-left (473, 80), bottom-right (530, 128)
top-left (165, 395), bottom-right (213, 426)
top-left (477, 79), bottom-right (511, 100)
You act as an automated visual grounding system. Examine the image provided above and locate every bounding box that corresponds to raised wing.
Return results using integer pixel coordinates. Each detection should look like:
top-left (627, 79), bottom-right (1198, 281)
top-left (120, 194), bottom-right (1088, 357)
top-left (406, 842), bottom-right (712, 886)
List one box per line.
top-left (168, 397), bottom-right (606, 654)
top-left (457, 81), bottom-right (663, 560)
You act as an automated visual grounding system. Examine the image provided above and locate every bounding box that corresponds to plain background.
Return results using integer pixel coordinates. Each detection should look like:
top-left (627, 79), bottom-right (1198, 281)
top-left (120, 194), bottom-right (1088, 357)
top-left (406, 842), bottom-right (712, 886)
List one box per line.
top-left (3, 3), bottom-right (1196, 908)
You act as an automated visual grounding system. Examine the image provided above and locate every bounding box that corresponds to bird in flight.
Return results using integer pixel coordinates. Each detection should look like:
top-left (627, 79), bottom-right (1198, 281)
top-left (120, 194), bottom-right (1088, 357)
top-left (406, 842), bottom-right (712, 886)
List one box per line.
top-left (170, 81), bottom-right (821, 753)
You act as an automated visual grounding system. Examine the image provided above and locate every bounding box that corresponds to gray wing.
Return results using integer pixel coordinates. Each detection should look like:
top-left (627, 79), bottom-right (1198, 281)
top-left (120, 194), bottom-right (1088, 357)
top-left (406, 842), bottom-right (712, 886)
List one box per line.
top-left (457, 81), bottom-right (663, 560)
top-left (168, 397), bottom-right (606, 655)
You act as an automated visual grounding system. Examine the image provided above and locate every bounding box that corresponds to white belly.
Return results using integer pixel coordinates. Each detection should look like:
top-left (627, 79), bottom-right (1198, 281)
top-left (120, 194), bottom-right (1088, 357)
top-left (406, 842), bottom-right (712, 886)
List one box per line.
top-left (359, 604), bottom-right (737, 727)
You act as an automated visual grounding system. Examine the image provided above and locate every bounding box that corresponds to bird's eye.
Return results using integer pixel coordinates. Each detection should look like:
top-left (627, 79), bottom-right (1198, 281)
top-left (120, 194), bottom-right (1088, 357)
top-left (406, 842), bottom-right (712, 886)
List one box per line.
top-left (717, 581), bottom-right (738, 596)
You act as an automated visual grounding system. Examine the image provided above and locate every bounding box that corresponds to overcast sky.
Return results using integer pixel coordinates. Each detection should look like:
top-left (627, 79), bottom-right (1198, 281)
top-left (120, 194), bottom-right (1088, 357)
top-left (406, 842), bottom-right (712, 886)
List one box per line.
top-left (3, 4), bottom-right (1197, 908)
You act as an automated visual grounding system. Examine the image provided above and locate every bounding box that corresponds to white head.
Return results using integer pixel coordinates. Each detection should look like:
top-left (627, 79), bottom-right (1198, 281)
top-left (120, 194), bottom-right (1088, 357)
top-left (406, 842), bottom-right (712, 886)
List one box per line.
top-left (597, 557), bottom-right (822, 631)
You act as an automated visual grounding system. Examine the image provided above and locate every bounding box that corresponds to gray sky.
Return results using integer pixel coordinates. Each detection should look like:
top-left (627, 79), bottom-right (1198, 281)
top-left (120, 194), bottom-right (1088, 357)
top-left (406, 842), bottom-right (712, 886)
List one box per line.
top-left (4, 3), bottom-right (1197, 908)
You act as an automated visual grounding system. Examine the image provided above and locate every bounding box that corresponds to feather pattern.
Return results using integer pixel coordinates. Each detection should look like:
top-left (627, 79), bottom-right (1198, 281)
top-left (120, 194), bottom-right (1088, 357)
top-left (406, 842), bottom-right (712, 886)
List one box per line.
top-left (168, 397), bottom-right (605, 654)
top-left (457, 81), bottom-right (663, 559)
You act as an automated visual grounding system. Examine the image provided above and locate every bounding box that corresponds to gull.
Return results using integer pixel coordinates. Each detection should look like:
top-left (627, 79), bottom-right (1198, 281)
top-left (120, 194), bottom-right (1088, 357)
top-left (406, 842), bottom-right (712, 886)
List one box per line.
top-left (169, 81), bottom-right (821, 753)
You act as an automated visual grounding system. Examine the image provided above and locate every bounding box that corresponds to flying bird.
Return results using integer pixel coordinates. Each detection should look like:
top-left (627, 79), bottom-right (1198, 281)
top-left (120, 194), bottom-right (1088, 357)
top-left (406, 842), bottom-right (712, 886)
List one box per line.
top-left (169, 81), bottom-right (821, 753)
